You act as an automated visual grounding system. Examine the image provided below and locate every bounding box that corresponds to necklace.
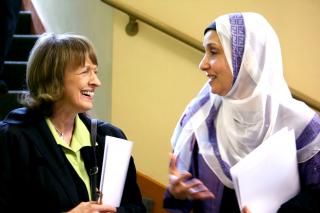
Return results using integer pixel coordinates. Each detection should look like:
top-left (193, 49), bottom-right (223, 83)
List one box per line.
top-left (54, 126), bottom-right (64, 139)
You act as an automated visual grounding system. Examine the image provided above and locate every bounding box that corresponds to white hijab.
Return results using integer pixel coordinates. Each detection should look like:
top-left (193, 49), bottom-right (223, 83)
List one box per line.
top-left (171, 12), bottom-right (320, 188)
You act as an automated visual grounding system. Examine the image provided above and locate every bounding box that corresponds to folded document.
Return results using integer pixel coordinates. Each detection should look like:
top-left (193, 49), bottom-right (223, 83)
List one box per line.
top-left (99, 136), bottom-right (133, 207)
top-left (230, 127), bottom-right (300, 213)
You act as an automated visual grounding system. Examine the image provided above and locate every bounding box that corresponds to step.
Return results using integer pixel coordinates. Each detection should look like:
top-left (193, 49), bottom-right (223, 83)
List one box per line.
top-left (5, 35), bottom-right (39, 61)
top-left (142, 197), bottom-right (154, 213)
top-left (0, 91), bottom-right (25, 120)
top-left (15, 11), bottom-right (32, 35)
top-left (3, 61), bottom-right (28, 90)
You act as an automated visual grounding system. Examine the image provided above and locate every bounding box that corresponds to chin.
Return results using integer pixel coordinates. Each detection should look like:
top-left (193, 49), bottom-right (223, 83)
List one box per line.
top-left (79, 105), bottom-right (93, 112)
top-left (211, 89), bottom-right (225, 96)
top-left (211, 87), bottom-right (218, 94)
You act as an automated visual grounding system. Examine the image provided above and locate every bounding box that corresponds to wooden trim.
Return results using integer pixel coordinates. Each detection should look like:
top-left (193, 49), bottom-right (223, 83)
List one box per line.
top-left (21, 0), bottom-right (45, 34)
top-left (137, 171), bottom-right (167, 213)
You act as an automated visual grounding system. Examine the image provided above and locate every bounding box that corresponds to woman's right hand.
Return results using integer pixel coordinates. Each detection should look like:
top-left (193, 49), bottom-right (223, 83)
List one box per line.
top-left (168, 154), bottom-right (215, 200)
top-left (67, 201), bottom-right (116, 213)
top-left (242, 206), bottom-right (251, 213)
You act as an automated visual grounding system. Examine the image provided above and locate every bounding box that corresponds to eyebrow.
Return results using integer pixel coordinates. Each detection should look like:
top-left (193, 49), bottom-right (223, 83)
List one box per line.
top-left (84, 64), bottom-right (97, 69)
top-left (203, 42), bottom-right (221, 50)
top-left (208, 41), bottom-right (220, 47)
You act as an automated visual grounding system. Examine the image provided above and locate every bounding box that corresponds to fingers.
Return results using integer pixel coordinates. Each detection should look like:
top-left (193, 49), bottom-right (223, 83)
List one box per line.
top-left (185, 179), bottom-right (215, 200)
top-left (95, 204), bottom-right (116, 212)
top-left (190, 190), bottom-right (215, 200)
top-left (171, 172), bottom-right (192, 183)
top-left (67, 201), bottom-right (116, 213)
top-left (186, 179), bottom-right (208, 193)
top-left (169, 176), bottom-right (215, 201)
top-left (169, 153), bottom-right (178, 174)
top-left (168, 154), bottom-right (215, 201)
top-left (242, 206), bottom-right (251, 213)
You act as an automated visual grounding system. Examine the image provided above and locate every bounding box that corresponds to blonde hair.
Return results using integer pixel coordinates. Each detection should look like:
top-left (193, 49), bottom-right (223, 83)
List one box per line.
top-left (22, 33), bottom-right (98, 115)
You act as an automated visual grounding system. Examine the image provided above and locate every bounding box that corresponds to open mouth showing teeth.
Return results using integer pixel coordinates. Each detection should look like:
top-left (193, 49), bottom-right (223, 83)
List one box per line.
top-left (206, 73), bottom-right (216, 80)
top-left (81, 90), bottom-right (94, 97)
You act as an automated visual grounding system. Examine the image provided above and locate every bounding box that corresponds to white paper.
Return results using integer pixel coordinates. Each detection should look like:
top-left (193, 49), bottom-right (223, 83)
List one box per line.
top-left (230, 127), bottom-right (300, 213)
top-left (99, 136), bottom-right (133, 207)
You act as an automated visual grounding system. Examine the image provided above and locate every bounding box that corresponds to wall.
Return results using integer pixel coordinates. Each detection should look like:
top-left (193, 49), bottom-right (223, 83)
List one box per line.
top-left (32, 0), bottom-right (113, 121)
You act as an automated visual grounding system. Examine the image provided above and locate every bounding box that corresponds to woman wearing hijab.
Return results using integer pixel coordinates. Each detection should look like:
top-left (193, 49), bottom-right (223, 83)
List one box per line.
top-left (163, 12), bottom-right (320, 213)
top-left (0, 33), bottom-right (146, 212)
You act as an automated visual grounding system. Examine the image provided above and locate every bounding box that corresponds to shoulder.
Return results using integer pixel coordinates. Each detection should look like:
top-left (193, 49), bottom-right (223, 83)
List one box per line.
top-left (0, 107), bottom-right (34, 132)
top-left (0, 121), bottom-right (8, 135)
top-left (78, 113), bottom-right (127, 139)
top-left (0, 107), bottom-right (44, 138)
top-left (1, 107), bottom-right (41, 125)
top-left (96, 120), bottom-right (127, 139)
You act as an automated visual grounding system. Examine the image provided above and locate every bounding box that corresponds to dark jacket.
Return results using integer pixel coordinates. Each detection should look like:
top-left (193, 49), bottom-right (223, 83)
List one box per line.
top-left (0, 107), bottom-right (146, 213)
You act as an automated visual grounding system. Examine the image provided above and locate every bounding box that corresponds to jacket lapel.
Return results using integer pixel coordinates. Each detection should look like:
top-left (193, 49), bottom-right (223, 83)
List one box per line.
top-left (30, 117), bottom-right (80, 205)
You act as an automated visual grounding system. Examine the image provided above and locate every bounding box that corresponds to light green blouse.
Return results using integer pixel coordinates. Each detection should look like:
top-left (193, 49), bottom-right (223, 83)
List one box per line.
top-left (46, 115), bottom-right (92, 200)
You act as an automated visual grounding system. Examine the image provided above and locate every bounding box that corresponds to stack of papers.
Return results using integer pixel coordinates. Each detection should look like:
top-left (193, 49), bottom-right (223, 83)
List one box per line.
top-left (230, 127), bottom-right (300, 213)
top-left (99, 136), bottom-right (133, 207)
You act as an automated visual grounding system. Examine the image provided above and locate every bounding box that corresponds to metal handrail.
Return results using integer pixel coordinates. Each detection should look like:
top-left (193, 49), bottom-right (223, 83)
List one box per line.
top-left (100, 0), bottom-right (320, 112)
top-left (291, 88), bottom-right (320, 113)
top-left (100, 0), bottom-right (203, 52)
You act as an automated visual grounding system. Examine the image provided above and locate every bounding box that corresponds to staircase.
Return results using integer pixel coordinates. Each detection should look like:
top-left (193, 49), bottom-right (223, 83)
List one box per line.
top-left (0, 10), bottom-right (39, 120)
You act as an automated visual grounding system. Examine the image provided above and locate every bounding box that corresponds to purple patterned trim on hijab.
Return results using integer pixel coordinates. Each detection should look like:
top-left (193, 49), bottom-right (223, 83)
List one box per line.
top-left (296, 114), bottom-right (320, 150)
top-left (205, 105), bottom-right (232, 179)
top-left (229, 14), bottom-right (245, 85)
top-left (180, 92), bottom-right (211, 128)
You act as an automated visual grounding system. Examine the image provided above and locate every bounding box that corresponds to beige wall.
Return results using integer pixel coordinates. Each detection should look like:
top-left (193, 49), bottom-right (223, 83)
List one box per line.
top-left (111, 0), bottom-right (320, 185)
top-left (112, 11), bottom-right (205, 185)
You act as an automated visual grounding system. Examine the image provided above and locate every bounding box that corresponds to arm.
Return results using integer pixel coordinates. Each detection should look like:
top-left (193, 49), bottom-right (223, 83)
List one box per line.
top-left (0, 123), bottom-right (14, 211)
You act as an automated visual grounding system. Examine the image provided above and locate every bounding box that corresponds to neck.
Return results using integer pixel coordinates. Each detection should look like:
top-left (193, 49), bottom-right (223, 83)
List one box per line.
top-left (53, 125), bottom-right (64, 139)
top-left (50, 117), bottom-right (74, 132)
top-left (50, 115), bottom-right (76, 145)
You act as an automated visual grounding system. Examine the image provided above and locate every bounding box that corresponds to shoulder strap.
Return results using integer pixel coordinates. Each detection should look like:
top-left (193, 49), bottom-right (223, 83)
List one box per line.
top-left (90, 118), bottom-right (98, 148)
top-left (89, 118), bottom-right (99, 201)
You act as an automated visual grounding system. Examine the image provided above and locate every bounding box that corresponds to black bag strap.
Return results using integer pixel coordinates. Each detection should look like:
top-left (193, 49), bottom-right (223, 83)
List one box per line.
top-left (89, 118), bottom-right (99, 201)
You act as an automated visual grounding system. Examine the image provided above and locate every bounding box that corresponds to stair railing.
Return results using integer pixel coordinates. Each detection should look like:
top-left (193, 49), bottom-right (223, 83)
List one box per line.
top-left (100, 0), bottom-right (320, 113)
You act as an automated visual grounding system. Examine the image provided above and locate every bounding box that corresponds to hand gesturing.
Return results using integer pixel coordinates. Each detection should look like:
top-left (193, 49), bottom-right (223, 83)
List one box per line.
top-left (168, 154), bottom-right (215, 200)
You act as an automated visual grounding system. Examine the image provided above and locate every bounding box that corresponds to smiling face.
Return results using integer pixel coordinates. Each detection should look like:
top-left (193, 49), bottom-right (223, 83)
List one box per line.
top-left (56, 56), bottom-right (101, 114)
top-left (199, 30), bottom-right (233, 96)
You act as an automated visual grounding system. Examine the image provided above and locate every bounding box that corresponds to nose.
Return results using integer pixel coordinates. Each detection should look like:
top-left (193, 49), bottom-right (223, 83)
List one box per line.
top-left (90, 72), bottom-right (101, 87)
top-left (199, 55), bottom-right (209, 71)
